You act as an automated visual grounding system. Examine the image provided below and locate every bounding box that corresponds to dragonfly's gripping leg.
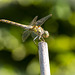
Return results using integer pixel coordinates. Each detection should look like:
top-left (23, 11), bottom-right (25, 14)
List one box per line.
top-left (39, 36), bottom-right (41, 40)
top-left (33, 36), bottom-right (38, 45)
top-left (39, 36), bottom-right (44, 41)
top-left (42, 37), bottom-right (45, 41)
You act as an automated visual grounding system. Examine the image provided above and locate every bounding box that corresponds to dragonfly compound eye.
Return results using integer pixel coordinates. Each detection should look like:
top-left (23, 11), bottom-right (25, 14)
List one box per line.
top-left (43, 31), bottom-right (49, 38)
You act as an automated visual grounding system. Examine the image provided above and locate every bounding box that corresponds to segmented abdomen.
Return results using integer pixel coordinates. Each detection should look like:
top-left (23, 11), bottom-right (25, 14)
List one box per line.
top-left (0, 19), bottom-right (23, 26)
top-left (0, 19), bottom-right (33, 29)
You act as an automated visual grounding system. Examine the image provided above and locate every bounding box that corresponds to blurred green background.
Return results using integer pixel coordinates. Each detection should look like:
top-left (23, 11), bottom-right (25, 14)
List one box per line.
top-left (0, 0), bottom-right (75, 75)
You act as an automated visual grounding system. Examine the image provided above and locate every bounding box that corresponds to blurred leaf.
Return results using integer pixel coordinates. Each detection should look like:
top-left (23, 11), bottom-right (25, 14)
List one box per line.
top-left (26, 59), bottom-right (40, 75)
top-left (68, 12), bottom-right (75, 26)
top-left (0, 65), bottom-right (19, 75)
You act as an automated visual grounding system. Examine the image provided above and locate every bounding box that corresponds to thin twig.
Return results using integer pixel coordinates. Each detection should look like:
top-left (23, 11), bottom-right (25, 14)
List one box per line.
top-left (38, 41), bottom-right (51, 75)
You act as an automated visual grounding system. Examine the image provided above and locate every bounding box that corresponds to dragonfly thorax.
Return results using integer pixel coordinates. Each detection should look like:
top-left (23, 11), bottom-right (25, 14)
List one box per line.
top-left (43, 31), bottom-right (49, 38)
top-left (33, 26), bottom-right (44, 34)
top-left (32, 26), bottom-right (49, 38)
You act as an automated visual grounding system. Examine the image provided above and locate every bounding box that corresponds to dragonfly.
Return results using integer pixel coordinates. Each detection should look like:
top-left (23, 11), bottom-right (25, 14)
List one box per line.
top-left (0, 14), bottom-right (52, 44)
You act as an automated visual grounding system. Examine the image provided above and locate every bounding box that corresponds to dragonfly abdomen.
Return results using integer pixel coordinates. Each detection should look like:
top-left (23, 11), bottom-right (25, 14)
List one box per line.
top-left (0, 19), bottom-right (29, 29)
top-left (0, 19), bottom-right (23, 26)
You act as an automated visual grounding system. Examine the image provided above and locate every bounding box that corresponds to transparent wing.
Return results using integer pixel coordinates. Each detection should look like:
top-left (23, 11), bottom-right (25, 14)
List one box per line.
top-left (30, 16), bottom-right (38, 26)
top-left (36, 14), bottom-right (52, 26)
top-left (31, 32), bottom-right (38, 39)
top-left (22, 30), bottom-right (31, 42)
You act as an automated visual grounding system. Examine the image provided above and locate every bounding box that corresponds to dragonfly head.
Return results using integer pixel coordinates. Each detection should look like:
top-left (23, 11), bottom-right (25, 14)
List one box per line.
top-left (43, 31), bottom-right (49, 38)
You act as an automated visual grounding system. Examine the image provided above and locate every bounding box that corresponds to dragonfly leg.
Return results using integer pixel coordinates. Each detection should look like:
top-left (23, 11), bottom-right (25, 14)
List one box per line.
top-left (39, 36), bottom-right (41, 40)
top-left (42, 37), bottom-right (45, 41)
top-left (33, 36), bottom-right (38, 45)
top-left (39, 35), bottom-right (43, 41)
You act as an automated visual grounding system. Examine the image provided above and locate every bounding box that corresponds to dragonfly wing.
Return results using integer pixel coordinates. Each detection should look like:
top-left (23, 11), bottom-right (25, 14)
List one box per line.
top-left (36, 14), bottom-right (52, 26)
top-left (31, 32), bottom-right (38, 39)
top-left (22, 30), bottom-right (31, 42)
top-left (30, 16), bottom-right (38, 26)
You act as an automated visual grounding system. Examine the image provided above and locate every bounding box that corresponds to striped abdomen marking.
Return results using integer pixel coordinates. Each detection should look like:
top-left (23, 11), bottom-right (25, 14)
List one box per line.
top-left (0, 19), bottom-right (28, 28)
